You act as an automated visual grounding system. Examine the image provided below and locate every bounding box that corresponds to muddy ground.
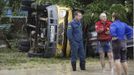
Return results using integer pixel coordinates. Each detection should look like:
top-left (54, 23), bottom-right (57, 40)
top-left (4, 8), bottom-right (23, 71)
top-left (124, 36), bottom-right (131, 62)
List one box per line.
top-left (0, 48), bottom-right (134, 75)
top-left (0, 60), bottom-right (134, 75)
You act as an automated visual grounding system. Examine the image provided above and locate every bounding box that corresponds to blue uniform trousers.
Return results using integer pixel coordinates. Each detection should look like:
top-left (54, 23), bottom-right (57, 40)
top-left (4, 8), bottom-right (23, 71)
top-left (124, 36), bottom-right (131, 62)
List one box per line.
top-left (70, 41), bottom-right (85, 63)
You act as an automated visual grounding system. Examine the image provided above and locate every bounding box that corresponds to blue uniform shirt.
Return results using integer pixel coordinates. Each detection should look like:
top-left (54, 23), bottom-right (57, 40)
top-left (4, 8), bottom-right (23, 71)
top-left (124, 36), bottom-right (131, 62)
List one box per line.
top-left (67, 19), bottom-right (83, 42)
top-left (110, 20), bottom-right (133, 40)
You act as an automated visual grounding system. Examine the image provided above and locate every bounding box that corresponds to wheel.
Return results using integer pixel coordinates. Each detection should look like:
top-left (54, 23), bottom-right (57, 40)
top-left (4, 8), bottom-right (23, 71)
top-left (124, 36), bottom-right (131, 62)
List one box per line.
top-left (19, 39), bottom-right (30, 47)
top-left (18, 45), bottom-right (30, 52)
top-left (28, 52), bottom-right (44, 57)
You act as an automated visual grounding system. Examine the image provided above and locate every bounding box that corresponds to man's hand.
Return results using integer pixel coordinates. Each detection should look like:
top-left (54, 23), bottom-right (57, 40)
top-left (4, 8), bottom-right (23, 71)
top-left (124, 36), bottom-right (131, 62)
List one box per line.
top-left (105, 28), bottom-right (110, 34)
top-left (112, 37), bottom-right (118, 40)
top-left (105, 31), bottom-right (110, 34)
top-left (96, 28), bottom-right (104, 33)
top-left (95, 25), bottom-right (104, 33)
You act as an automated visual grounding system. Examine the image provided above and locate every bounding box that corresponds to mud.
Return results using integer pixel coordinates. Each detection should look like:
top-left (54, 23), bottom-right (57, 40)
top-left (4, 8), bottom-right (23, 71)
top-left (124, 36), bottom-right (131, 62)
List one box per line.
top-left (0, 60), bottom-right (133, 75)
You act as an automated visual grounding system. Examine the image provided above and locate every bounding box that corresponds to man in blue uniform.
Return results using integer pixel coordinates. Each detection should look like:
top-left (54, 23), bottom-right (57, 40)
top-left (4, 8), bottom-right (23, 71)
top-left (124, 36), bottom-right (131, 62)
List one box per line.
top-left (67, 11), bottom-right (86, 71)
top-left (110, 12), bottom-right (133, 75)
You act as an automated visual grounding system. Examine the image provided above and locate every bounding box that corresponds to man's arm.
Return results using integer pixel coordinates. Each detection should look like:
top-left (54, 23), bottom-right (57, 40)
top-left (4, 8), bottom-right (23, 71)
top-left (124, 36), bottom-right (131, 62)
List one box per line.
top-left (67, 23), bottom-right (74, 42)
top-left (110, 24), bottom-right (118, 40)
top-left (125, 23), bottom-right (133, 39)
top-left (95, 24), bottom-right (104, 33)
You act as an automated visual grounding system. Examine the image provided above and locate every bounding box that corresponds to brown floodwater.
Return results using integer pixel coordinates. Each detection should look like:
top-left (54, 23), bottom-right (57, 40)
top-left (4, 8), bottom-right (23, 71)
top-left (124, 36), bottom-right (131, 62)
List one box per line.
top-left (0, 60), bottom-right (133, 75)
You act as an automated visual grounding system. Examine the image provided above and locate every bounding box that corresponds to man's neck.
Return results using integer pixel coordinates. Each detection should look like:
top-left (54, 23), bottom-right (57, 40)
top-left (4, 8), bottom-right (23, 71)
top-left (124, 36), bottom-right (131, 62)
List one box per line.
top-left (74, 18), bottom-right (79, 22)
top-left (101, 20), bottom-right (107, 25)
top-left (101, 20), bottom-right (107, 22)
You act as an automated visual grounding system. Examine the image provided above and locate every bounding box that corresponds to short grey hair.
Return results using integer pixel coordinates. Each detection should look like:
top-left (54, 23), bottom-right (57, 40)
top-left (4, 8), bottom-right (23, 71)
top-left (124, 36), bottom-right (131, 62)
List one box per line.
top-left (99, 13), bottom-right (107, 19)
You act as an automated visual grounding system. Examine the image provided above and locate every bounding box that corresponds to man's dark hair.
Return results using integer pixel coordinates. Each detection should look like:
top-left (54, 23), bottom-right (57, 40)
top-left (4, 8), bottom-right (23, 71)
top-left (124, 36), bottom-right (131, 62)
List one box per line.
top-left (112, 12), bottom-right (120, 20)
top-left (74, 11), bottom-right (82, 16)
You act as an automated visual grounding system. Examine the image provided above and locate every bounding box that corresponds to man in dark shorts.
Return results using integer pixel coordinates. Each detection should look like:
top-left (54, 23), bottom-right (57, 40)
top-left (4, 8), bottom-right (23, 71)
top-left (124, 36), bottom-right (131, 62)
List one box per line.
top-left (110, 12), bottom-right (133, 75)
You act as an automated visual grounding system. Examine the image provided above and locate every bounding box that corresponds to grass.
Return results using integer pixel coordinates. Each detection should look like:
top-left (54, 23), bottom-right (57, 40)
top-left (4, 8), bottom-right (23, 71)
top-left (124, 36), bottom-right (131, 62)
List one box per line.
top-left (0, 47), bottom-right (99, 70)
top-left (0, 48), bottom-right (69, 69)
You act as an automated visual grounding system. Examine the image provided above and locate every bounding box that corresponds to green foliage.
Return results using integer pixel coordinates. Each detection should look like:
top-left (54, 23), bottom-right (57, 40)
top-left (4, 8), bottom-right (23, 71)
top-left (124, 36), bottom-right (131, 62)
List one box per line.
top-left (0, 0), bottom-right (5, 8)
top-left (109, 4), bottom-right (127, 23)
top-left (36, 0), bottom-right (80, 8)
top-left (8, 0), bottom-right (21, 15)
top-left (0, 0), bottom-right (5, 16)
top-left (82, 0), bottom-right (111, 31)
top-left (1, 0), bottom-right (133, 30)
top-left (83, 0), bottom-right (110, 25)
top-left (82, 0), bottom-right (133, 31)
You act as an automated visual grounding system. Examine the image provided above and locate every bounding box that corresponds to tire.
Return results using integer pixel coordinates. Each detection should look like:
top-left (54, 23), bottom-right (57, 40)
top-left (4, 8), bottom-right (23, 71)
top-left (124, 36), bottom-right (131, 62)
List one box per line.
top-left (86, 44), bottom-right (96, 57)
top-left (28, 52), bottom-right (44, 57)
top-left (44, 48), bottom-right (55, 58)
top-left (19, 45), bottom-right (30, 52)
top-left (127, 47), bottom-right (133, 59)
top-left (19, 40), bottom-right (30, 47)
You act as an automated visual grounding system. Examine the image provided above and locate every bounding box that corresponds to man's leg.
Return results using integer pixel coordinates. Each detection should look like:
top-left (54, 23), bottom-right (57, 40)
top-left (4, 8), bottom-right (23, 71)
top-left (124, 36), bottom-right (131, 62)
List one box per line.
top-left (78, 42), bottom-right (86, 70)
top-left (115, 59), bottom-right (122, 75)
top-left (70, 42), bottom-right (78, 71)
top-left (107, 52), bottom-right (114, 71)
top-left (112, 40), bottom-right (122, 75)
top-left (121, 49), bottom-right (128, 75)
top-left (122, 62), bottom-right (128, 75)
top-left (105, 41), bottom-right (114, 71)
top-left (98, 41), bottom-right (105, 71)
top-left (99, 50), bottom-right (105, 71)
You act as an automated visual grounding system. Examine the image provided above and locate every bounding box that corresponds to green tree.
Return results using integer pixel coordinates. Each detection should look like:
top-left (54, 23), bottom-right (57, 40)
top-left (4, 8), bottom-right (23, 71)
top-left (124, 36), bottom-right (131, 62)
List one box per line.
top-left (0, 0), bottom-right (5, 16)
